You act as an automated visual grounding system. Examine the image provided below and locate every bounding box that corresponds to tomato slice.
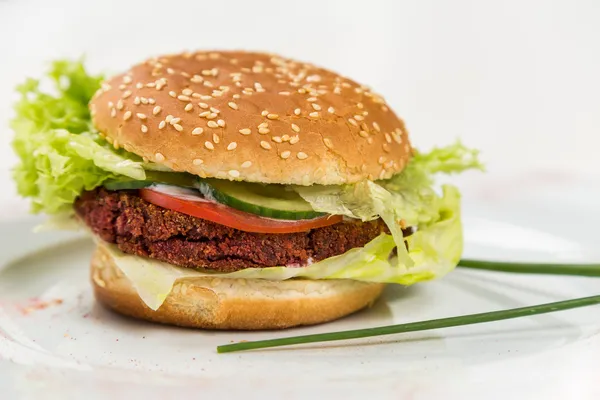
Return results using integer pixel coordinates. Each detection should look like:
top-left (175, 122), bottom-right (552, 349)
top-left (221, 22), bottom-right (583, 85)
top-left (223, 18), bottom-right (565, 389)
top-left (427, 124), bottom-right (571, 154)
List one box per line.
top-left (139, 188), bottom-right (343, 233)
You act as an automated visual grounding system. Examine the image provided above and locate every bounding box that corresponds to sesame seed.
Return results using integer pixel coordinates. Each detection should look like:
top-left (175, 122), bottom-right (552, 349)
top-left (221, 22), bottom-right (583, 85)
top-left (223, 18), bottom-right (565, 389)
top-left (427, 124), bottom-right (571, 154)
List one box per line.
top-left (297, 152), bottom-right (308, 160)
top-left (272, 136), bottom-right (282, 143)
top-left (212, 90), bottom-right (223, 97)
top-left (167, 68), bottom-right (175, 75)
top-left (152, 106), bottom-right (162, 116)
top-left (140, 124), bottom-right (148, 133)
top-left (298, 88), bottom-right (307, 94)
top-left (279, 91), bottom-right (290, 96)
top-left (354, 115), bottom-right (364, 121)
top-left (385, 133), bottom-right (392, 143)
top-left (213, 133), bottom-right (220, 143)
top-left (261, 110), bottom-right (269, 117)
top-left (357, 102), bottom-right (364, 109)
top-left (324, 138), bottom-right (333, 148)
top-left (191, 75), bottom-right (204, 83)
top-left (228, 170), bottom-right (240, 178)
top-left (116, 100), bottom-right (124, 110)
top-left (379, 170), bottom-right (386, 179)
top-left (170, 117), bottom-right (181, 124)
top-left (383, 143), bottom-right (391, 153)
top-left (373, 122), bottom-right (381, 132)
top-left (159, 121), bottom-right (166, 129)
top-left (348, 118), bottom-right (358, 126)
top-left (233, 94), bottom-right (241, 99)
top-left (123, 111), bottom-right (132, 121)
top-left (193, 159), bottom-right (203, 166)
top-left (259, 128), bottom-right (270, 134)
top-left (178, 95), bottom-right (190, 101)
top-left (280, 151), bottom-right (291, 159)
top-left (207, 121), bottom-right (219, 128)
top-left (204, 141), bottom-right (215, 150)
top-left (140, 97), bottom-right (149, 105)
top-left (367, 137), bottom-right (374, 144)
top-left (260, 141), bottom-right (272, 150)
top-left (361, 122), bottom-right (369, 131)
top-left (307, 97), bottom-right (317, 102)
top-left (155, 153), bottom-right (165, 162)
top-left (217, 119), bottom-right (225, 127)
top-left (311, 103), bottom-right (321, 111)
top-left (182, 88), bottom-right (193, 96)
top-left (309, 112), bottom-right (319, 118)
top-left (149, 98), bottom-right (156, 105)
top-left (210, 107), bottom-right (220, 114)
top-left (282, 134), bottom-right (290, 141)
top-left (207, 113), bottom-right (218, 119)
top-left (169, 91), bottom-right (177, 98)
top-left (333, 87), bottom-right (342, 94)
top-left (108, 101), bottom-right (114, 109)
top-left (146, 82), bottom-right (156, 88)
top-left (133, 97), bottom-right (141, 105)
top-left (359, 130), bottom-right (369, 138)
top-left (328, 107), bottom-right (335, 114)
top-left (241, 161), bottom-right (252, 168)
top-left (173, 124), bottom-right (183, 132)
top-left (267, 113), bottom-right (279, 120)
top-left (378, 156), bottom-right (387, 164)
top-left (258, 122), bottom-right (269, 129)
top-left (227, 142), bottom-right (237, 151)
top-left (192, 93), bottom-right (201, 99)
top-left (110, 108), bottom-right (116, 118)
top-left (200, 95), bottom-right (212, 100)
top-left (289, 135), bottom-right (299, 144)
top-left (192, 127), bottom-right (204, 135)
top-left (199, 103), bottom-right (209, 109)
top-left (228, 102), bottom-right (238, 110)
top-left (199, 111), bottom-right (210, 118)
top-left (136, 113), bottom-right (147, 120)
top-left (185, 103), bottom-right (193, 112)
top-left (118, 84), bottom-right (127, 90)
top-left (136, 82), bottom-right (144, 89)
top-left (291, 124), bottom-right (300, 132)
top-left (123, 75), bottom-right (132, 84)
top-left (239, 128), bottom-right (251, 135)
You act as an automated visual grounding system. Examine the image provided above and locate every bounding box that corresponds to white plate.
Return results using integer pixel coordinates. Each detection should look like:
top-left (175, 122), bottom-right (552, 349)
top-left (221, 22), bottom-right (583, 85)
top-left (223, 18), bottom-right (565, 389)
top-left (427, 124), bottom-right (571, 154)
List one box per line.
top-left (1, 174), bottom-right (599, 399)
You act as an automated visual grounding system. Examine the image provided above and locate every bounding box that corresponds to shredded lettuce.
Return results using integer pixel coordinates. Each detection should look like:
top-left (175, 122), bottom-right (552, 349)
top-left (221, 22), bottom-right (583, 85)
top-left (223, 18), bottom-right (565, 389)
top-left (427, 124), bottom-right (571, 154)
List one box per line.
top-left (100, 186), bottom-right (461, 310)
top-left (11, 60), bottom-right (146, 214)
top-left (294, 142), bottom-right (483, 269)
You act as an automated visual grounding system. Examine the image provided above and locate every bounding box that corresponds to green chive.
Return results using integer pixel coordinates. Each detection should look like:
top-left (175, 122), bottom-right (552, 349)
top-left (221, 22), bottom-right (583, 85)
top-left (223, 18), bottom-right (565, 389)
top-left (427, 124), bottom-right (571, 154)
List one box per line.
top-left (459, 259), bottom-right (600, 277)
top-left (217, 295), bottom-right (600, 353)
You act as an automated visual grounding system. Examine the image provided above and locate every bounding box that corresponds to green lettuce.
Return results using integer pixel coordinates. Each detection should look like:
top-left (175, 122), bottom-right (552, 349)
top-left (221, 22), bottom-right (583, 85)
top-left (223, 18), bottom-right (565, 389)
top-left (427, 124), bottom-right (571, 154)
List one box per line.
top-left (294, 142), bottom-right (483, 269)
top-left (100, 186), bottom-right (461, 310)
top-left (11, 60), bottom-right (146, 214)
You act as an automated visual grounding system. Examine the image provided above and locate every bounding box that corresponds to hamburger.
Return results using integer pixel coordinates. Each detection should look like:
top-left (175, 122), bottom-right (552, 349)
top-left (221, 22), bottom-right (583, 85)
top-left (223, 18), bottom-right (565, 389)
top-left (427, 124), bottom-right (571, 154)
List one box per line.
top-left (11, 51), bottom-right (481, 330)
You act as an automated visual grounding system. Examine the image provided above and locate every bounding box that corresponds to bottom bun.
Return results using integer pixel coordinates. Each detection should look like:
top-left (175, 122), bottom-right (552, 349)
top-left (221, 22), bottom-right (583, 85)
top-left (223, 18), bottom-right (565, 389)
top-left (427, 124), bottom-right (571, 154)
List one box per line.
top-left (91, 245), bottom-right (386, 330)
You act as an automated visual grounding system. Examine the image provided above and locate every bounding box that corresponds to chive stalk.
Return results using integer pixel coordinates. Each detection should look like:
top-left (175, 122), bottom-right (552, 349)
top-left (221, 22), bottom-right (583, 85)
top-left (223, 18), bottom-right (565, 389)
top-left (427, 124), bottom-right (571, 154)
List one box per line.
top-left (217, 295), bottom-right (600, 353)
top-left (459, 259), bottom-right (600, 277)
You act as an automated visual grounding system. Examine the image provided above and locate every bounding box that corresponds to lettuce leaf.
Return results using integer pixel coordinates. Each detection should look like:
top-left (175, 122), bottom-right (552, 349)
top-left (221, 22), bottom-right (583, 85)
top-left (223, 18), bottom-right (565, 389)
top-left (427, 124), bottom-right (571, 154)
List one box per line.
top-left (294, 142), bottom-right (482, 268)
top-left (100, 185), bottom-right (462, 310)
top-left (11, 59), bottom-right (146, 214)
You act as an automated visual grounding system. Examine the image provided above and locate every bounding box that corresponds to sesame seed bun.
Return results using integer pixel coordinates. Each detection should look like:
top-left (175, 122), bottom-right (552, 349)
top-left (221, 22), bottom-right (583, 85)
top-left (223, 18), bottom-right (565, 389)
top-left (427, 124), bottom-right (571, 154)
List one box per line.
top-left (91, 244), bottom-right (385, 330)
top-left (90, 51), bottom-right (412, 185)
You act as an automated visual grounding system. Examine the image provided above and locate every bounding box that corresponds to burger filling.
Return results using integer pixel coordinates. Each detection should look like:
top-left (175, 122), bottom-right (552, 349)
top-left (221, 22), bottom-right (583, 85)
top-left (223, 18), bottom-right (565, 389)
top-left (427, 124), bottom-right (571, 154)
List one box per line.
top-left (74, 188), bottom-right (410, 272)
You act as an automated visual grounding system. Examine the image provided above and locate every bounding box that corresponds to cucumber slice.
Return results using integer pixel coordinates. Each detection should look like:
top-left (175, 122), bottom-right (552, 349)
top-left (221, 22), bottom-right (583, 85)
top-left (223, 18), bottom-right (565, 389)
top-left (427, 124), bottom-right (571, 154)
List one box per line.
top-left (197, 179), bottom-right (323, 220)
top-left (104, 172), bottom-right (197, 191)
top-left (104, 180), bottom-right (153, 190)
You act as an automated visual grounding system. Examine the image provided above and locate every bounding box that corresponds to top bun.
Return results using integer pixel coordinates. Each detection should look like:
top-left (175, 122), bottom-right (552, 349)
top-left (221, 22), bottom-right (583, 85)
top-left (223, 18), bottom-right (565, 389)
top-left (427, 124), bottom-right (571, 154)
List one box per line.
top-left (90, 51), bottom-right (412, 185)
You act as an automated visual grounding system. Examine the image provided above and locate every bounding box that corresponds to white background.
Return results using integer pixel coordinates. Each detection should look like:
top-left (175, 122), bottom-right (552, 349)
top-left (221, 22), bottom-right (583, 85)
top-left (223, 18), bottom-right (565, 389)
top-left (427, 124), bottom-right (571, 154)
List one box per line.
top-left (1, 0), bottom-right (599, 215)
